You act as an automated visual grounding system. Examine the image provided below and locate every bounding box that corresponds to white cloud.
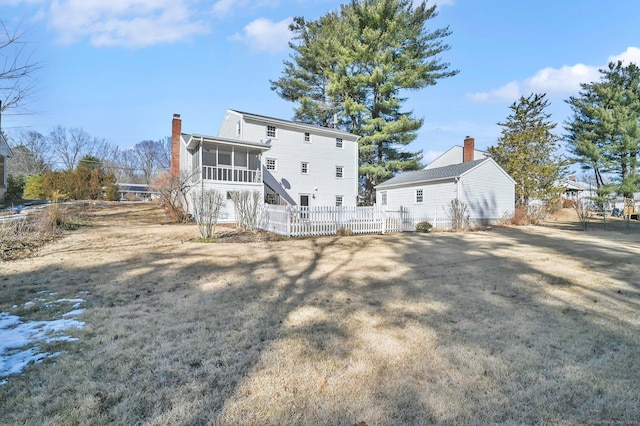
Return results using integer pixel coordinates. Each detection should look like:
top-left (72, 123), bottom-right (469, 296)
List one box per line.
top-left (608, 46), bottom-right (640, 66)
top-left (468, 46), bottom-right (640, 103)
top-left (41, 0), bottom-right (210, 47)
top-left (212, 0), bottom-right (281, 18)
top-left (230, 17), bottom-right (293, 53)
top-left (468, 81), bottom-right (521, 103)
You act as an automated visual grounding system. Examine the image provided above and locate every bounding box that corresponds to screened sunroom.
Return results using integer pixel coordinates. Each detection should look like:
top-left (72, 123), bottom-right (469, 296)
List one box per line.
top-left (186, 135), bottom-right (269, 184)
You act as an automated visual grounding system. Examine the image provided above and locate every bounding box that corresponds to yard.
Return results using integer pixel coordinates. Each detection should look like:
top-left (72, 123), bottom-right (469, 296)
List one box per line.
top-left (1, 202), bottom-right (639, 425)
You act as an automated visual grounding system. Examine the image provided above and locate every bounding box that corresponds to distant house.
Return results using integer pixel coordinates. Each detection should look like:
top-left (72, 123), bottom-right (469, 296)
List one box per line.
top-left (375, 137), bottom-right (515, 226)
top-left (117, 183), bottom-right (159, 201)
top-left (559, 177), bottom-right (597, 204)
top-left (0, 134), bottom-right (13, 203)
top-left (172, 110), bottom-right (360, 222)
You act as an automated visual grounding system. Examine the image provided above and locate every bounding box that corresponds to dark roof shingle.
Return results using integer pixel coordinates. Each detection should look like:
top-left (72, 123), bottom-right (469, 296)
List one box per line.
top-left (376, 159), bottom-right (487, 188)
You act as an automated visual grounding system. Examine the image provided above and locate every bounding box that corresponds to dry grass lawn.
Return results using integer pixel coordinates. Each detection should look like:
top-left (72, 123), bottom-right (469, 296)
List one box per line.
top-left (1, 202), bottom-right (639, 425)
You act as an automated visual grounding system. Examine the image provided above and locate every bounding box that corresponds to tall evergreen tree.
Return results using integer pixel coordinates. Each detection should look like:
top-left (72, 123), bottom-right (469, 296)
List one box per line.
top-left (565, 61), bottom-right (640, 199)
top-left (271, 0), bottom-right (457, 204)
top-left (488, 93), bottom-right (567, 208)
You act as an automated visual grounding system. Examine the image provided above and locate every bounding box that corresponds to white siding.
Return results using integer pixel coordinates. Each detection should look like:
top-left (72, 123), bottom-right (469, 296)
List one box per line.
top-left (219, 111), bottom-right (243, 139)
top-left (377, 160), bottom-right (515, 226)
top-left (190, 181), bottom-right (263, 223)
top-left (379, 179), bottom-right (457, 220)
top-left (460, 160), bottom-right (514, 224)
top-left (218, 112), bottom-right (359, 207)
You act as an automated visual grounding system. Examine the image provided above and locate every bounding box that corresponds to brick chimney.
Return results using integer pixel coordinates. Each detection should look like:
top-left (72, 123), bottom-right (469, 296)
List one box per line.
top-left (171, 114), bottom-right (181, 175)
top-left (463, 136), bottom-right (475, 163)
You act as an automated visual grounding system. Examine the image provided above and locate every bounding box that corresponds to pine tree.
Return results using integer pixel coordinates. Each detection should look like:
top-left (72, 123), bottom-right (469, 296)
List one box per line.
top-left (565, 61), bottom-right (640, 199)
top-left (271, 0), bottom-right (457, 204)
top-left (488, 93), bottom-right (567, 208)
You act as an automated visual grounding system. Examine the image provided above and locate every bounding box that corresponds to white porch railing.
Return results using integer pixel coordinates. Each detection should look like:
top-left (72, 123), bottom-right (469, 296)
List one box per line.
top-left (261, 205), bottom-right (454, 237)
top-left (201, 165), bottom-right (261, 183)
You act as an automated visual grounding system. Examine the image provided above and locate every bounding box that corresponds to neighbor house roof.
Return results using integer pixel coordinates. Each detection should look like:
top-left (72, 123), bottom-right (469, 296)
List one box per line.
top-left (229, 109), bottom-right (359, 140)
top-left (376, 159), bottom-right (489, 189)
top-left (560, 180), bottom-right (594, 191)
top-left (0, 133), bottom-right (12, 157)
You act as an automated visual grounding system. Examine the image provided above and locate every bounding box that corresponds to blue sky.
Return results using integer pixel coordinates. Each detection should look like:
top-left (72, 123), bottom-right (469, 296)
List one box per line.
top-left (2, 0), bottom-right (640, 166)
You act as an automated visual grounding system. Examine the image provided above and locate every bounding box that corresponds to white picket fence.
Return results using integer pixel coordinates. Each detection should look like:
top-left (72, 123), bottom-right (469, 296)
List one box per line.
top-left (260, 205), bottom-right (453, 237)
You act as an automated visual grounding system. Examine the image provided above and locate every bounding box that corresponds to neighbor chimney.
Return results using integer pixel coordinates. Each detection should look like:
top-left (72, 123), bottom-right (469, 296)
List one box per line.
top-left (171, 114), bottom-right (181, 175)
top-left (569, 175), bottom-right (576, 182)
top-left (463, 136), bottom-right (475, 163)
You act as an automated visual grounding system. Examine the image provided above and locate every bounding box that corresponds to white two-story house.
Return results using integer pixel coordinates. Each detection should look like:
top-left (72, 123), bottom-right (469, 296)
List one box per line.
top-left (172, 110), bottom-right (360, 222)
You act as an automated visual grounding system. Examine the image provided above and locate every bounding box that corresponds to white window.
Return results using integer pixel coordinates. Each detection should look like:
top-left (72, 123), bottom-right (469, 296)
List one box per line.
top-left (236, 121), bottom-right (241, 137)
top-left (335, 166), bottom-right (343, 178)
top-left (335, 196), bottom-right (343, 207)
top-left (336, 137), bottom-right (343, 148)
top-left (266, 158), bottom-right (277, 171)
top-left (304, 132), bottom-right (311, 143)
top-left (266, 125), bottom-right (277, 138)
top-left (301, 161), bottom-right (309, 174)
top-left (381, 191), bottom-right (387, 206)
top-left (416, 189), bottom-right (423, 203)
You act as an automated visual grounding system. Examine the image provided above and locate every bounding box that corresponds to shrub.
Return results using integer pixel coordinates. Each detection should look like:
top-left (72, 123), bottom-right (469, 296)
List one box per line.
top-left (23, 174), bottom-right (44, 200)
top-left (232, 190), bottom-right (263, 232)
top-left (191, 189), bottom-right (225, 239)
top-left (336, 226), bottom-right (353, 236)
top-left (416, 221), bottom-right (432, 233)
top-left (6, 175), bottom-right (26, 200)
top-left (447, 199), bottom-right (469, 231)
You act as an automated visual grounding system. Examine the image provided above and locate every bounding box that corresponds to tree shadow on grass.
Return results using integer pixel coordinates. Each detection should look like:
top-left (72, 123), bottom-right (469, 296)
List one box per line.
top-left (1, 212), bottom-right (639, 424)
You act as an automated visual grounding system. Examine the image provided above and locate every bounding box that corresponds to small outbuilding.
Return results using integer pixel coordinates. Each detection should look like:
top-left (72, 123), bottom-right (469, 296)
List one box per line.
top-left (375, 137), bottom-right (515, 226)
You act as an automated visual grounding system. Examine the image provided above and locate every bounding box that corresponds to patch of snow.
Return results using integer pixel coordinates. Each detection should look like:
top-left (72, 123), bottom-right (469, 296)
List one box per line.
top-left (62, 308), bottom-right (86, 318)
top-left (0, 298), bottom-right (86, 384)
top-left (55, 299), bottom-right (85, 309)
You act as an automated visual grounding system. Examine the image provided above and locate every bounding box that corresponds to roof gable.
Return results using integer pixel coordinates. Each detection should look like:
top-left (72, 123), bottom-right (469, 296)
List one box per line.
top-left (229, 109), bottom-right (359, 140)
top-left (424, 146), bottom-right (488, 169)
top-left (0, 133), bottom-right (12, 157)
top-left (376, 159), bottom-right (488, 189)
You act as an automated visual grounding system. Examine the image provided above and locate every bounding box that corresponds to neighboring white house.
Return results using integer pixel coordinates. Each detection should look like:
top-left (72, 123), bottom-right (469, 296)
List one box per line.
top-left (375, 137), bottom-right (515, 226)
top-left (172, 110), bottom-right (360, 222)
top-left (559, 177), bottom-right (597, 204)
top-left (1, 133), bottom-right (13, 203)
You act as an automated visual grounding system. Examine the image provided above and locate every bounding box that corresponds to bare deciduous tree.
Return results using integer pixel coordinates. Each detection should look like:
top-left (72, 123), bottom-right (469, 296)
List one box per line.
top-left (132, 139), bottom-right (169, 184)
top-left (7, 130), bottom-right (51, 176)
top-left (0, 20), bottom-right (41, 116)
top-left (574, 198), bottom-right (592, 231)
top-left (152, 170), bottom-right (198, 223)
top-left (48, 126), bottom-right (116, 170)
